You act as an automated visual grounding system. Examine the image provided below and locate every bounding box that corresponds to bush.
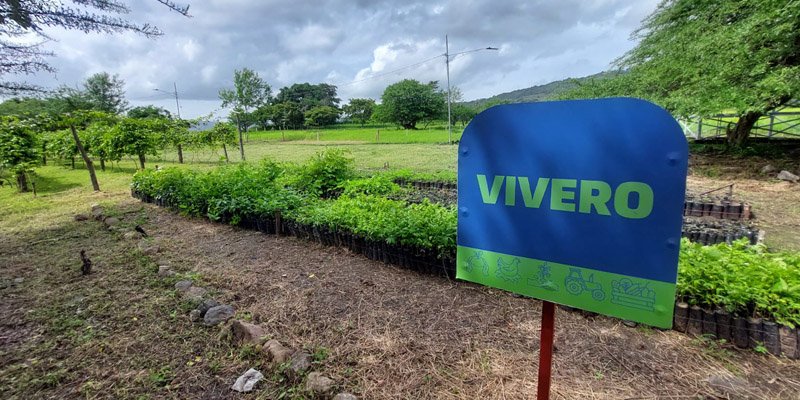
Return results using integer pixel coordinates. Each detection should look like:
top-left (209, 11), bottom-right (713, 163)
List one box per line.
top-left (292, 149), bottom-right (354, 197)
top-left (678, 239), bottom-right (800, 327)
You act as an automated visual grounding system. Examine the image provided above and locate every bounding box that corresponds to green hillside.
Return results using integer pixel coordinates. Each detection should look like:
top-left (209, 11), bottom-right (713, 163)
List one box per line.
top-left (463, 71), bottom-right (619, 107)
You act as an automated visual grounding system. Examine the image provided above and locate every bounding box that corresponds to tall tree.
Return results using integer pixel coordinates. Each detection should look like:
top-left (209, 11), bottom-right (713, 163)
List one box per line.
top-left (0, 0), bottom-right (190, 95)
top-left (219, 68), bottom-right (271, 160)
top-left (565, 0), bottom-right (800, 146)
top-left (83, 72), bottom-right (128, 114)
top-left (379, 79), bottom-right (445, 129)
top-left (342, 98), bottom-right (375, 127)
top-left (275, 83), bottom-right (340, 112)
top-left (128, 105), bottom-right (171, 119)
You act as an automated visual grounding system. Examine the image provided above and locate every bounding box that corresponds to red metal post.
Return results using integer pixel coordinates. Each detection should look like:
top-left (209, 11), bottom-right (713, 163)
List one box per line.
top-left (537, 301), bottom-right (555, 400)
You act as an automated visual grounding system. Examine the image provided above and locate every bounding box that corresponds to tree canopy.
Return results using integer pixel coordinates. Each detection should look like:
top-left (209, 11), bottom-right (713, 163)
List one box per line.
top-left (342, 98), bottom-right (375, 127)
top-left (379, 79), bottom-right (445, 129)
top-left (83, 72), bottom-right (128, 114)
top-left (275, 83), bottom-right (339, 112)
top-left (0, 0), bottom-right (190, 94)
top-left (565, 0), bottom-right (800, 145)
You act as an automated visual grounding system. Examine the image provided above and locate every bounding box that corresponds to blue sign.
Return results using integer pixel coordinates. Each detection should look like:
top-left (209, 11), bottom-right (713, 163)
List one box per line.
top-left (456, 98), bottom-right (687, 328)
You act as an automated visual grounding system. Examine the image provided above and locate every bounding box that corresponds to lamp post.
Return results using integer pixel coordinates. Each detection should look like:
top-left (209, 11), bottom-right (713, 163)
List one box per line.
top-left (153, 82), bottom-right (181, 119)
top-left (445, 35), bottom-right (498, 144)
top-left (154, 82), bottom-right (184, 163)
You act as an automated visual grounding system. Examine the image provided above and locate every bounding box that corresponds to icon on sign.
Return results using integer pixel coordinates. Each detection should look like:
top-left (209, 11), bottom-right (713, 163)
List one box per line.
top-left (528, 263), bottom-right (559, 292)
top-left (564, 268), bottom-right (605, 301)
top-left (611, 278), bottom-right (656, 311)
top-left (496, 257), bottom-right (521, 283)
top-left (465, 250), bottom-right (490, 276)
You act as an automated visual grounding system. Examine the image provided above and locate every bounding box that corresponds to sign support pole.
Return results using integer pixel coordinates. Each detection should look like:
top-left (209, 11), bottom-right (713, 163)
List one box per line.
top-left (537, 301), bottom-right (555, 400)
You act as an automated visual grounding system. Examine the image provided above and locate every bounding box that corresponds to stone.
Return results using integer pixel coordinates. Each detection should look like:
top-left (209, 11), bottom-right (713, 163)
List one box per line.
top-left (189, 309), bottom-right (202, 322)
top-left (231, 368), bottom-right (263, 393)
top-left (103, 217), bottom-right (120, 227)
top-left (196, 299), bottom-right (220, 317)
top-left (13, 277), bottom-right (24, 284)
top-left (123, 231), bottom-right (141, 240)
top-left (777, 170), bottom-right (799, 183)
top-left (231, 320), bottom-right (267, 346)
top-left (760, 164), bottom-right (775, 174)
top-left (157, 266), bottom-right (175, 277)
top-left (204, 305), bottom-right (235, 326)
top-left (174, 280), bottom-right (193, 292)
top-left (91, 204), bottom-right (104, 220)
top-left (183, 286), bottom-right (208, 302)
top-left (706, 374), bottom-right (751, 397)
top-left (333, 394), bottom-right (358, 400)
top-left (263, 339), bottom-right (294, 364)
top-left (137, 241), bottom-right (160, 255)
top-left (306, 372), bottom-right (335, 394)
top-left (74, 214), bottom-right (89, 221)
top-left (286, 350), bottom-right (312, 379)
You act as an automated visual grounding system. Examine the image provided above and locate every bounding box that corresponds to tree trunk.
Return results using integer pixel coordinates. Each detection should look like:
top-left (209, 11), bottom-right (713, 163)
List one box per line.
top-left (402, 122), bottom-right (416, 130)
top-left (100, 158), bottom-right (105, 172)
top-left (41, 142), bottom-right (47, 165)
top-left (16, 171), bottom-right (28, 192)
top-left (70, 125), bottom-right (101, 192)
top-left (71, 157), bottom-right (75, 169)
top-left (236, 117), bottom-right (244, 161)
top-left (222, 143), bottom-right (229, 163)
top-left (177, 144), bottom-right (184, 164)
top-left (727, 112), bottom-right (761, 146)
top-left (138, 153), bottom-right (146, 170)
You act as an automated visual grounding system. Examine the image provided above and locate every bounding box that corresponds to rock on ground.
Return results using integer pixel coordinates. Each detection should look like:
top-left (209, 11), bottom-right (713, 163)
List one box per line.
top-left (74, 214), bottom-right (89, 221)
top-left (306, 372), bottom-right (335, 393)
top-left (263, 339), bottom-right (293, 364)
top-left (189, 309), bottom-right (202, 322)
top-left (204, 305), bottom-right (235, 326)
top-left (183, 286), bottom-right (208, 302)
top-left (196, 299), bottom-right (220, 317)
top-left (157, 266), bottom-right (175, 277)
top-left (230, 320), bottom-right (267, 346)
top-left (286, 350), bottom-right (312, 379)
top-left (777, 170), bottom-right (799, 183)
top-left (761, 164), bottom-right (775, 174)
top-left (174, 280), bottom-right (193, 292)
top-left (231, 368), bottom-right (263, 393)
top-left (103, 217), bottom-right (120, 227)
top-left (333, 393), bottom-right (358, 400)
top-left (123, 231), bottom-right (141, 240)
top-left (91, 204), bottom-right (104, 220)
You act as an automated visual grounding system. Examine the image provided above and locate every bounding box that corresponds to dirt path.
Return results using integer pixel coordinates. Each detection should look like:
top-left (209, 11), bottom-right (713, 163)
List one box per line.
top-left (144, 201), bottom-right (800, 399)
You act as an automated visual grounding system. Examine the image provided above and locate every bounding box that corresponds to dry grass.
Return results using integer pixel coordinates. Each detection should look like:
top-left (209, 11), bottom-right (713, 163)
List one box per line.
top-left (145, 201), bottom-right (800, 399)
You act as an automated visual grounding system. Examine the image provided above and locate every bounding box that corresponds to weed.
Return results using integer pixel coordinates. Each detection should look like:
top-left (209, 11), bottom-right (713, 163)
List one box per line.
top-left (148, 366), bottom-right (174, 387)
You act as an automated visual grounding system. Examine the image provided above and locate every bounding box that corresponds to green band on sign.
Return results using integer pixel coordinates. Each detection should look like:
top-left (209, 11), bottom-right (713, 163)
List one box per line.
top-left (456, 246), bottom-right (676, 328)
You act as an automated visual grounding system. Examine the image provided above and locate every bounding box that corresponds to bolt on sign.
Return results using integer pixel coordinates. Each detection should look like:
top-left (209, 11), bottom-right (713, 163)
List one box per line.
top-left (457, 98), bottom-right (687, 328)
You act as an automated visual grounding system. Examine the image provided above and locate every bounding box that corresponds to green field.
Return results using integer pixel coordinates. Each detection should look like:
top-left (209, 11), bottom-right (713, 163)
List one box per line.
top-left (246, 123), bottom-right (465, 144)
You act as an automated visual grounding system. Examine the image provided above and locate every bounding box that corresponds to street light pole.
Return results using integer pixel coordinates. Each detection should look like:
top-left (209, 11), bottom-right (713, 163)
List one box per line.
top-left (154, 83), bottom-right (184, 163)
top-left (446, 35), bottom-right (452, 145)
top-left (444, 37), bottom-right (499, 145)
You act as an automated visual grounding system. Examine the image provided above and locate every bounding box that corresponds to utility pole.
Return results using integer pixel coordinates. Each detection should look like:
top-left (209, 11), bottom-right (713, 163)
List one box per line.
top-left (446, 35), bottom-right (453, 145)
top-left (444, 36), bottom-right (499, 145)
top-left (155, 83), bottom-right (184, 163)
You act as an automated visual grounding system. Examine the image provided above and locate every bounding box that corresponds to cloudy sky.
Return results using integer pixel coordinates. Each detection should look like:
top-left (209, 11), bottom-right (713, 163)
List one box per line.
top-left (19, 0), bottom-right (659, 118)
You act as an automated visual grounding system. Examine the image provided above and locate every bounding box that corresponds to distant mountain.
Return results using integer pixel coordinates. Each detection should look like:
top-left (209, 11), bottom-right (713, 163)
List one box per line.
top-left (463, 71), bottom-right (619, 108)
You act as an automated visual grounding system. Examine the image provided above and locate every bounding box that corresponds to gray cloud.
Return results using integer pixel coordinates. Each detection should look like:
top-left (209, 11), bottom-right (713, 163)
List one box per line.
top-left (10, 0), bottom-right (658, 118)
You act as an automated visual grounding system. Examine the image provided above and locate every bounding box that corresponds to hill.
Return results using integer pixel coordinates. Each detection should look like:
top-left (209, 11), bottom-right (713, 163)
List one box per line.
top-left (463, 71), bottom-right (618, 108)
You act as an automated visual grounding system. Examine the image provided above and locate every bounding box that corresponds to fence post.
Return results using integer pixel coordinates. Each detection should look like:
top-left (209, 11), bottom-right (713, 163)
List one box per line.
top-left (768, 114), bottom-right (775, 138)
top-left (697, 118), bottom-right (703, 139)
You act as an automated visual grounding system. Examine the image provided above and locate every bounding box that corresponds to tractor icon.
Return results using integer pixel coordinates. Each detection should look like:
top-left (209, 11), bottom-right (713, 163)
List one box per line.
top-left (564, 268), bottom-right (605, 301)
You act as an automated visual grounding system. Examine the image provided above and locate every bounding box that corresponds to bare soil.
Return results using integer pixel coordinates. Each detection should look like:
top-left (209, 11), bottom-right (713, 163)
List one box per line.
top-left (141, 201), bottom-right (800, 399)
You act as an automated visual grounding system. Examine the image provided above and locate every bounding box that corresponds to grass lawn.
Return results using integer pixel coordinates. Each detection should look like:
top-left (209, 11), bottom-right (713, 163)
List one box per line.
top-left (246, 123), bottom-right (466, 144)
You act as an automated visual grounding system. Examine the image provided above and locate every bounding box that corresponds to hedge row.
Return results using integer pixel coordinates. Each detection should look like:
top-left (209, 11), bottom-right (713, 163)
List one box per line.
top-left (131, 157), bottom-right (800, 329)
